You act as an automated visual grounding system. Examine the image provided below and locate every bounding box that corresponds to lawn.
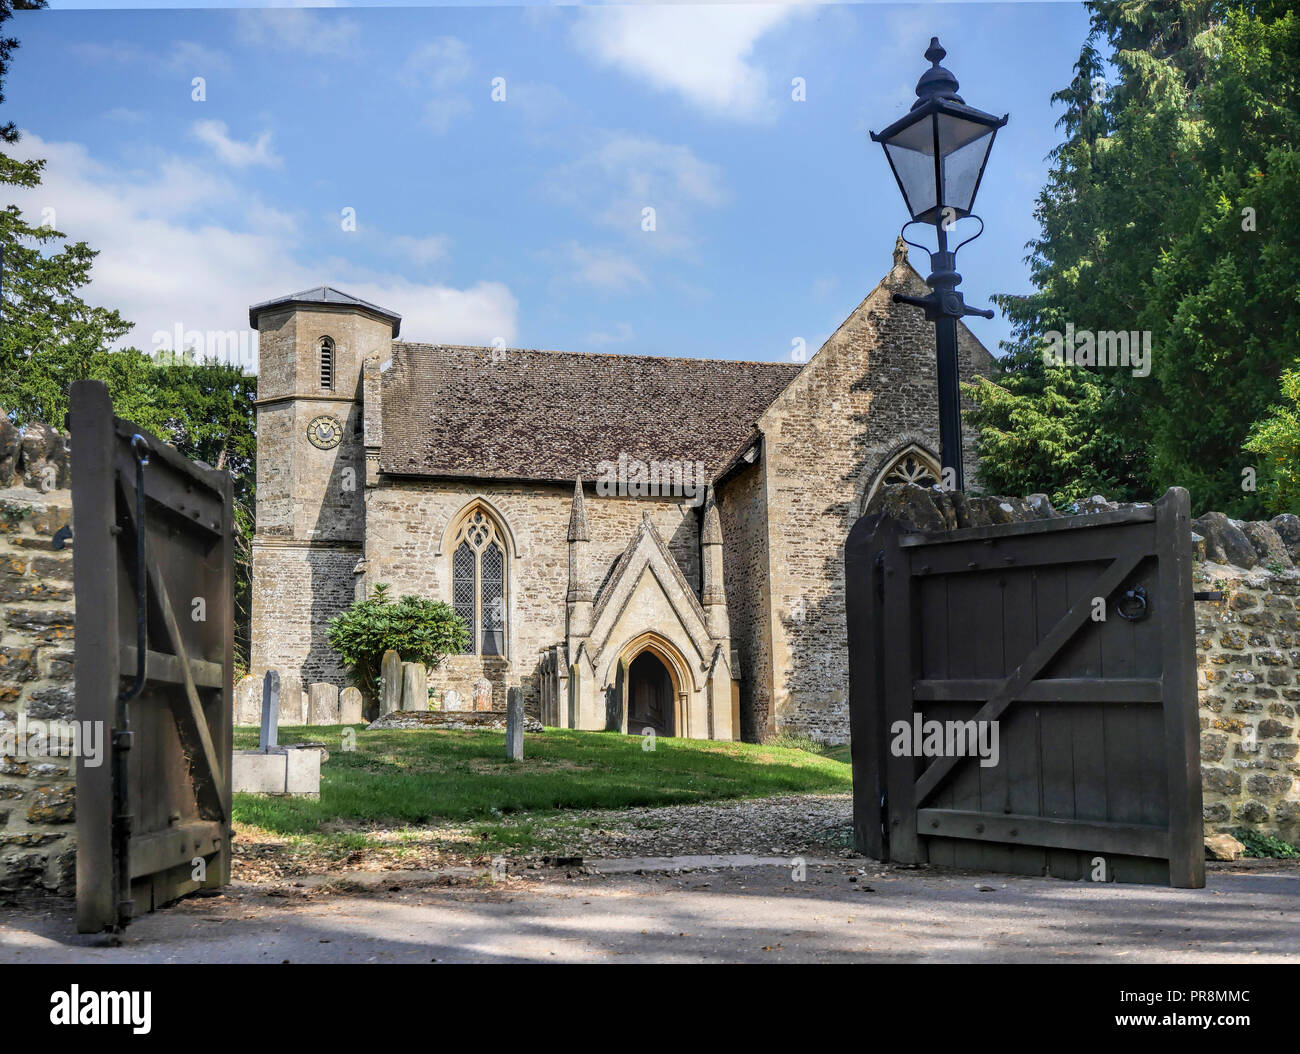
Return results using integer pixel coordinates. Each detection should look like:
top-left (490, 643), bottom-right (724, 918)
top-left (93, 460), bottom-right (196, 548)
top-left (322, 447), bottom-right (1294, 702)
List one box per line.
top-left (232, 725), bottom-right (852, 837)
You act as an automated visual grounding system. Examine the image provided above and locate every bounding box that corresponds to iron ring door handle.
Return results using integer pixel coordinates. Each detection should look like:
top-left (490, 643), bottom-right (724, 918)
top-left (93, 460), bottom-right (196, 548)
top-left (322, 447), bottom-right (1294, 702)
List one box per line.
top-left (1116, 585), bottom-right (1149, 621)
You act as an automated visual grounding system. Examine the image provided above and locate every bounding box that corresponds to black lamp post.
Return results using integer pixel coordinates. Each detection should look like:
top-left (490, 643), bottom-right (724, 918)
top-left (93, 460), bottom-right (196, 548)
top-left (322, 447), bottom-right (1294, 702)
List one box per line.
top-left (871, 37), bottom-right (1007, 493)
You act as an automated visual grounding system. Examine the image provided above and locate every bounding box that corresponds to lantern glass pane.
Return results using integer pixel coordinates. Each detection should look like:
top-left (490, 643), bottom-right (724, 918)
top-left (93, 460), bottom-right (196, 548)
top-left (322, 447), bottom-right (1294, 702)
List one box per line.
top-left (937, 115), bottom-right (995, 215)
top-left (883, 116), bottom-right (937, 222)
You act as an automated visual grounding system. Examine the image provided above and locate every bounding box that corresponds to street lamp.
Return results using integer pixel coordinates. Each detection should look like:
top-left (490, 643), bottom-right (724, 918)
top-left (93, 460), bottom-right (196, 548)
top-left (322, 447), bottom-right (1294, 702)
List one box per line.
top-left (871, 37), bottom-right (1007, 493)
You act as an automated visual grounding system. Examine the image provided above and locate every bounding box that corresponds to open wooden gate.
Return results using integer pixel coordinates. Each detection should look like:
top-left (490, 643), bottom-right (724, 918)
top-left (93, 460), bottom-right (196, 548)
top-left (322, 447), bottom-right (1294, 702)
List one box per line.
top-left (846, 487), bottom-right (1203, 888)
top-left (69, 380), bottom-right (234, 932)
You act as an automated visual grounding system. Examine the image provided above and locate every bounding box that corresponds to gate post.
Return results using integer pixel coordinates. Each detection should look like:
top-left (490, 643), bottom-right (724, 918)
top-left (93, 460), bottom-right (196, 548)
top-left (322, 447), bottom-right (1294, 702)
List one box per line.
top-left (70, 381), bottom-right (121, 933)
top-left (1157, 487), bottom-right (1205, 889)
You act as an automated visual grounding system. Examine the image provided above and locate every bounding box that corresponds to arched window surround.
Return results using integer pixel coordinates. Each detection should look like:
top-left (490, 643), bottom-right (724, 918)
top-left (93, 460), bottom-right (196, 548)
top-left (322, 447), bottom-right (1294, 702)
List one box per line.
top-left (318, 336), bottom-right (336, 391)
top-left (447, 502), bottom-right (510, 658)
top-left (858, 442), bottom-right (942, 516)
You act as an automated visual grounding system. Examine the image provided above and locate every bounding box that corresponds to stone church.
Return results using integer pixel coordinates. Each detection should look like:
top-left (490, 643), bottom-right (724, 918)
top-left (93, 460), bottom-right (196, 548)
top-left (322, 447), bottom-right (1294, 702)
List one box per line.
top-left (247, 238), bottom-right (994, 744)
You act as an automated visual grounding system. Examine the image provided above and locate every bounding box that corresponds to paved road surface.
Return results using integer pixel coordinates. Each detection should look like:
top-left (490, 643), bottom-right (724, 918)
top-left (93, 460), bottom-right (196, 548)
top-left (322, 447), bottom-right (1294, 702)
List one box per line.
top-left (0, 859), bottom-right (1295, 963)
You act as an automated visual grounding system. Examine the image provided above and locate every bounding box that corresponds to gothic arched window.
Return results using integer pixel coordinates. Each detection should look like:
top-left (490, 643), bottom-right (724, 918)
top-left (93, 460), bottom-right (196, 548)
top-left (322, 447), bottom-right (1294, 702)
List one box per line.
top-left (860, 444), bottom-right (942, 514)
top-left (319, 336), bottom-right (335, 390)
top-left (450, 505), bottom-right (507, 656)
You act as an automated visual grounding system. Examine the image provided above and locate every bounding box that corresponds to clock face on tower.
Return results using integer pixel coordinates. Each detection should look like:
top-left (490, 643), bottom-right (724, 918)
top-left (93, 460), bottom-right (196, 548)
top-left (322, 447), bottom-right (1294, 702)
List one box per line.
top-left (307, 414), bottom-right (344, 450)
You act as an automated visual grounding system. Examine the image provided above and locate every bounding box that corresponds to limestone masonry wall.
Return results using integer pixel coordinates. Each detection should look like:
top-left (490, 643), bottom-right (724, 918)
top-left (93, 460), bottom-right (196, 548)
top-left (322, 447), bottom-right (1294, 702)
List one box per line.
top-left (0, 417), bottom-right (77, 894)
top-left (758, 255), bottom-right (993, 744)
top-left (1192, 512), bottom-right (1300, 843)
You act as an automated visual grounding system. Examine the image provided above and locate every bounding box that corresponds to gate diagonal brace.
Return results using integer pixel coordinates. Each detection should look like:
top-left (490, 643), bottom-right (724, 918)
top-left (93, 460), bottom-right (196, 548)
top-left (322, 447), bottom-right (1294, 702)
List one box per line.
top-left (117, 476), bottom-right (227, 822)
top-left (913, 550), bottom-right (1146, 806)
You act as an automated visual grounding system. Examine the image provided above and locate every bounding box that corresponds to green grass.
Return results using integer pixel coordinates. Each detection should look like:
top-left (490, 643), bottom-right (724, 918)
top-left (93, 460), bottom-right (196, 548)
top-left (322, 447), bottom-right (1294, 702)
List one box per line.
top-left (233, 725), bottom-right (851, 836)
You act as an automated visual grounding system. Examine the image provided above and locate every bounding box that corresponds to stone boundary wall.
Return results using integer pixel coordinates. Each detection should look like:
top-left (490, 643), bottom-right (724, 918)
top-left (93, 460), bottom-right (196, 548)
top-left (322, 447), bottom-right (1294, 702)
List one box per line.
top-left (0, 416), bottom-right (77, 894)
top-left (869, 485), bottom-right (1300, 846)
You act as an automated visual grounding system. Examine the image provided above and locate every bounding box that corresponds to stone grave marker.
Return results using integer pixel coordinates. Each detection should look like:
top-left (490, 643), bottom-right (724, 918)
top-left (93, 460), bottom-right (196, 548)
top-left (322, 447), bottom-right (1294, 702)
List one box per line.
top-left (472, 677), bottom-right (492, 711)
top-left (235, 675), bottom-right (261, 725)
top-left (309, 682), bottom-right (341, 724)
top-left (340, 686), bottom-right (363, 724)
top-left (506, 687), bottom-right (524, 762)
top-left (380, 649), bottom-right (402, 715)
top-left (443, 688), bottom-right (463, 711)
top-left (259, 669), bottom-right (280, 753)
top-left (401, 662), bottom-right (427, 712)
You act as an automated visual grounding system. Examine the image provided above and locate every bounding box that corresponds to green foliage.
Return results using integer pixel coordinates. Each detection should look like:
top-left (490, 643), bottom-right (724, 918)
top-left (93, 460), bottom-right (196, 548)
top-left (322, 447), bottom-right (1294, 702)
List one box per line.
top-left (1232, 826), bottom-right (1300, 858)
top-left (968, 3), bottom-right (1300, 515)
top-left (325, 584), bottom-right (470, 701)
top-left (1244, 366), bottom-right (1300, 513)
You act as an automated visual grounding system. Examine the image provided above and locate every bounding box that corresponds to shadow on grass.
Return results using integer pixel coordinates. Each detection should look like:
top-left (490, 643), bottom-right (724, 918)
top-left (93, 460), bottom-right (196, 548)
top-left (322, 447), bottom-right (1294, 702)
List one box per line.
top-left (232, 726), bottom-right (851, 836)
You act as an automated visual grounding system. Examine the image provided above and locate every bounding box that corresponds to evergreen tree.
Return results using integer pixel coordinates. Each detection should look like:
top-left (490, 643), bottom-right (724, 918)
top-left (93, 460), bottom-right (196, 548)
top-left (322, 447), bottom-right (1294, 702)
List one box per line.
top-left (967, 2), bottom-right (1300, 515)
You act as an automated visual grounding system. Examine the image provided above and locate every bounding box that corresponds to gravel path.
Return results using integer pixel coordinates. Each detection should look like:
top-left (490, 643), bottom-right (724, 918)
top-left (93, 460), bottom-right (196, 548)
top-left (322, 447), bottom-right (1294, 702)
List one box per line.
top-left (232, 794), bottom-right (855, 881)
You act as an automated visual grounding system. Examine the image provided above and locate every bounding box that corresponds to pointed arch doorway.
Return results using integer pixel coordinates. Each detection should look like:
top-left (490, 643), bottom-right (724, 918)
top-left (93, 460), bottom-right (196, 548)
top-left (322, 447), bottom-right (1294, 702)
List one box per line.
top-left (627, 651), bottom-right (675, 737)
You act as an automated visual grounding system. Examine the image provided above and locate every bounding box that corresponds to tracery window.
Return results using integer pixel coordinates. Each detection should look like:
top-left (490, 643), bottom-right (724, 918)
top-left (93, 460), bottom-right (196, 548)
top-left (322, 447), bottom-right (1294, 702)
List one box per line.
top-left (860, 445), bottom-right (943, 513)
top-left (450, 506), bottom-right (507, 656)
top-left (882, 452), bottom-right (939, 489)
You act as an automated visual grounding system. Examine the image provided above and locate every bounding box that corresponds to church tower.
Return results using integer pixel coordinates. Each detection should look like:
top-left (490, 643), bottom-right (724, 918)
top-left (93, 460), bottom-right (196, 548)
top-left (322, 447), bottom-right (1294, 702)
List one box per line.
top-left (247, 287), bottom-right (400, 696)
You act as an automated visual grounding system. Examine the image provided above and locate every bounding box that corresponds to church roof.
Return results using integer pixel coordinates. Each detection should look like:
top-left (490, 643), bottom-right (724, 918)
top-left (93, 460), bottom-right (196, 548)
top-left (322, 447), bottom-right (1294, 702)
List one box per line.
top-left (248, 286), bottom-right (402, 335)
top-left (378, 343), bottom-right (803, 484)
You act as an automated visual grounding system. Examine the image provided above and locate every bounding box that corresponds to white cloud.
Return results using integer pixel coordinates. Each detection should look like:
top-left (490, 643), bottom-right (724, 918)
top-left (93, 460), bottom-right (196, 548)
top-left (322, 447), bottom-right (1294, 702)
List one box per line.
top-left (392, 233), bottom-right (451, 266)
top-left (192, 120), bottom-right (281, 169)
top-left (571, 4), bottom-right (806, 122)
top-left (165, 40), bottom-right (232, 75)
top-left (399, 38), bottom-right (474, 134)
top-left (5, 132), bottom-right (518, 365)
top-left (552, 243), bottom-right (648, 292)
top-left (586, 321), bottom-right (635, 346)
top-left (422, 97), bottom-right (472, 135)
top-left (344, 279), bottom-right (518, 348)
top-left (235, 9), bottom-right (361, 57)
top-left (400, 37), bottom-right (472, 92)
top-left (545, 134), bottom-right (727, 253)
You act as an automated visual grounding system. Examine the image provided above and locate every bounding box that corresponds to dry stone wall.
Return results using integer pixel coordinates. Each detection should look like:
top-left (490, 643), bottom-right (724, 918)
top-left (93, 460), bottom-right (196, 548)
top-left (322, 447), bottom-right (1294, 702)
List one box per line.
top-left (0, 418), bottom-right (77, 893)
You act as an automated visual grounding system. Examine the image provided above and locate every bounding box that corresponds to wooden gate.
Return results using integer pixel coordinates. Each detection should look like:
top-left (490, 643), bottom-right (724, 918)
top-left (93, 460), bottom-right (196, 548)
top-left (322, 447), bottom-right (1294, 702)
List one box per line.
top-left (845, 487), bottom-right (1203, 888)
top-left (69, 381), bottom-right (234, 932)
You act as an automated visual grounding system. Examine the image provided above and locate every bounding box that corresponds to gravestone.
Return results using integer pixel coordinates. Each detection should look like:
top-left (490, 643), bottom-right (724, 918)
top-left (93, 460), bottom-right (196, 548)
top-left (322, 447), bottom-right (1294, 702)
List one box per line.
top-left (309, 682), bottom-right (341, 724)
top-left (401, 662), bottom-right (427, 712)
top-left (259, 669), bottom-right (280, 753)
top-left (340, 686), bottom-right (363, 724)
top-left (472, 677), bottom-right (492, 711)
top-left (278, 674), bottom-right (305, 726)
top-left (506, 687), bottom-right (524, 762)
top-left (443, 688), bottom-right (463, 712)
top-left (235, 675), bottom-right (261, 725)
top-left (380, 650), bottom-right (402, 715)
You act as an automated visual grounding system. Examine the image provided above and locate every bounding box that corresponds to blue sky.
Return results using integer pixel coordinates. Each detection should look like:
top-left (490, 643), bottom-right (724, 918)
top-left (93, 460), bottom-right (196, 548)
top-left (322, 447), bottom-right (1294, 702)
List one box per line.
top-left (13, 2), bottom-right (1094, 370)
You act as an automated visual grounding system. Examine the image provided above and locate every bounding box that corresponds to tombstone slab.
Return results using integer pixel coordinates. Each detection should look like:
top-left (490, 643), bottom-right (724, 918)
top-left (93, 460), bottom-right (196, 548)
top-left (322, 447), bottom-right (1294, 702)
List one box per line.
top-left (472, 677), bottom-right (492, 712)
top-left (400, 662), bottom-right (428, 712)
top-left (443, 688), bottom-right (463, 712)
top-left (506, 687), bottom-right (524, 762)
top-left (380, 650), bottom-right (402, 715)
top-left (309, 682), bottom-right (341, 724)
top-left (339, 686), bottom-right (363, 724)
top-left (278, 674), bottom-right (305, 726)
top-left (235, 675), bottom-right (261, 725)
top-left (259, 670), bottom-right (280, 752)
